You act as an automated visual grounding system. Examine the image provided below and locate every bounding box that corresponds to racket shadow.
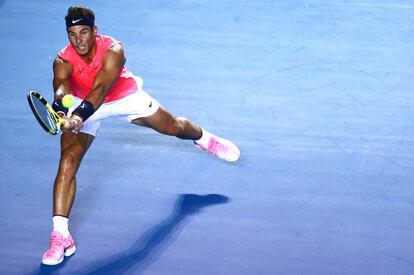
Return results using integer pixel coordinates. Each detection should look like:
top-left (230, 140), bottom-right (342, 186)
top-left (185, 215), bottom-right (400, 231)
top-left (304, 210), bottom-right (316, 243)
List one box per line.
top-left (75, 193), bottom-right (230, 274)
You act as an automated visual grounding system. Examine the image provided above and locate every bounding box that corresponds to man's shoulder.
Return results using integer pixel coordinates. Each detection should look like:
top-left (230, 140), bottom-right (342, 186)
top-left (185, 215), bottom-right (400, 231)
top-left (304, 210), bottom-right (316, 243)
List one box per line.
top-left (97, 34), bottom-right (118, 44)
top-left (57, 43), bottom-right (74, 61)
top-left (97, 34), bottom-right (122, 49)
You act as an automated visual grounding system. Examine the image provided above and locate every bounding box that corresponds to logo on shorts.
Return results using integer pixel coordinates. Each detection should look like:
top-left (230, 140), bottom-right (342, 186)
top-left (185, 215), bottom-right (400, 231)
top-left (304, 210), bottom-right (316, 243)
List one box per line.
top-left (149, 100), bottom-right (152, 108)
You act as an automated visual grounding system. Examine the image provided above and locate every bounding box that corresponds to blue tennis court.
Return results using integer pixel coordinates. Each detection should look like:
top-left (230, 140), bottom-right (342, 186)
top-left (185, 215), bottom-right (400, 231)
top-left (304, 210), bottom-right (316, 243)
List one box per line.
top-left (1, 1), bottom-right (413, 274)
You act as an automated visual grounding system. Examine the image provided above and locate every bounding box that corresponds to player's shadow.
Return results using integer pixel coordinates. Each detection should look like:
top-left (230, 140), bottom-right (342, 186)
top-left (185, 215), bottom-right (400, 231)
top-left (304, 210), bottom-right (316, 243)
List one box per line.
top-left (75, 193), bottom-right (230, 274)
top-left (37, 256), bottom-right (73, 275)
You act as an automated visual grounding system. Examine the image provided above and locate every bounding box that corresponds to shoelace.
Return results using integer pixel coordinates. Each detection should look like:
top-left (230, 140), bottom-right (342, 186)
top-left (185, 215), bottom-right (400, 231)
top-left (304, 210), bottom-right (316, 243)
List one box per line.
top-left (46, 235), bottom-right (63, 254)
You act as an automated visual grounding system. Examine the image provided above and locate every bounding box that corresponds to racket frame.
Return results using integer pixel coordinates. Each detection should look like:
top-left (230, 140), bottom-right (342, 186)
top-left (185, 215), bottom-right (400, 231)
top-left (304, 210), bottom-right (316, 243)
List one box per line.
top-left (27, 91), bottom-right (65, 135)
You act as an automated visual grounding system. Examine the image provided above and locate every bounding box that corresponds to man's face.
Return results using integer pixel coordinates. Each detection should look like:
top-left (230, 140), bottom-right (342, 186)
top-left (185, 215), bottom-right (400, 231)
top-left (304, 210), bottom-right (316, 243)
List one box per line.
top-left (67, 25), bottom-right (97, 56)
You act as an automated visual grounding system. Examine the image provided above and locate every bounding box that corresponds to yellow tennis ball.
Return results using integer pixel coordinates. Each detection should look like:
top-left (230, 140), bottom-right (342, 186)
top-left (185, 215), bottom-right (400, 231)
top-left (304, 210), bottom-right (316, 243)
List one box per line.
top-left (62, 94), bottom-right (74, 108)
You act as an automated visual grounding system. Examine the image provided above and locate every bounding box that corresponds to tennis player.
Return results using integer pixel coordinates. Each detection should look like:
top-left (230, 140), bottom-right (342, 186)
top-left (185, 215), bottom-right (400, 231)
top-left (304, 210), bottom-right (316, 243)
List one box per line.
top-left (41, 6), bottom-right (240, 265)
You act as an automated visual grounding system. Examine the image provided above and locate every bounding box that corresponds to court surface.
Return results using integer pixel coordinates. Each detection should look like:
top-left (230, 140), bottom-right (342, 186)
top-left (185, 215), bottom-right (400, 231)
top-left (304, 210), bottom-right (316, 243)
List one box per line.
top-left (1, 1), bottom-right (413, 274)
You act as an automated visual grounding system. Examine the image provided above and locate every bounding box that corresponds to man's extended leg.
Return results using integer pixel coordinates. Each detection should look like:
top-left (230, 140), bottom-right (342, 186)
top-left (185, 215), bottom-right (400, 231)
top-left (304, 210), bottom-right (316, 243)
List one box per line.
top-left (132, 106), bottom-right (240, 161)
top-left (132, 105), bottom-right (201, 139)
top-left (42, 132), bottom-right (94, 265)
top-left (53, 132), bottom-right (94, 217)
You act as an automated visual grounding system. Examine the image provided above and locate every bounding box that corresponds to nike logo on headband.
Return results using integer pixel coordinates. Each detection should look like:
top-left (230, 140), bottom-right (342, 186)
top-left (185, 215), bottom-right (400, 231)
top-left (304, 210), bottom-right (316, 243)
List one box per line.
top-left (72, 19), bottom-right (83, 24)
top-left (66, 16), bottom-right (94, 29)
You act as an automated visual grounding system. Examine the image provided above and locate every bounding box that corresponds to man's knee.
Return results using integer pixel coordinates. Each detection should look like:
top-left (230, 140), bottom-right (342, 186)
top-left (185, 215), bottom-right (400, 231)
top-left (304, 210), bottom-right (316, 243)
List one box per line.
top-left (60, 148), bottom-right (84, 168)
top-left (169, 117), bottom-right (186, 137)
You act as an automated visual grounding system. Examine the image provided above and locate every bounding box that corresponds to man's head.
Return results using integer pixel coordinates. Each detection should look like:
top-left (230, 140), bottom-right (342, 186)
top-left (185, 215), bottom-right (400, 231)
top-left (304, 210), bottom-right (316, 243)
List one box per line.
top-left (65, 6), bottom-right (97, 56)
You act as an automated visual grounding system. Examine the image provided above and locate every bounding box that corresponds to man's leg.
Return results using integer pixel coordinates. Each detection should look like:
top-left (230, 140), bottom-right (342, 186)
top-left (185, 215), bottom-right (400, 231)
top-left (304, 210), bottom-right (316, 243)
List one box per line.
top-left (53, 132), bottom-right (94, 217)
top-left (132, 105), bottom-right (201, 139)
top-left (42, 131), bottom-right (94, 266)
top-left (132, 106), bottom-right (240, 161)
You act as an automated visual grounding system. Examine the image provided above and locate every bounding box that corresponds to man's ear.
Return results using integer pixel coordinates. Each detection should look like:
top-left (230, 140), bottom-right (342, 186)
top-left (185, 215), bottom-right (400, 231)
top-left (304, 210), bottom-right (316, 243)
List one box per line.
top-left (93, 25), bottom-right (98, 36)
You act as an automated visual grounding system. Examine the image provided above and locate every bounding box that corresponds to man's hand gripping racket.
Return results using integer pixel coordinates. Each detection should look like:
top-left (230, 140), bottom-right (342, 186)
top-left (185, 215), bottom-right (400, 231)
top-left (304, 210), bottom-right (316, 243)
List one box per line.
top-left (27, 91), bottom-right (83, 135)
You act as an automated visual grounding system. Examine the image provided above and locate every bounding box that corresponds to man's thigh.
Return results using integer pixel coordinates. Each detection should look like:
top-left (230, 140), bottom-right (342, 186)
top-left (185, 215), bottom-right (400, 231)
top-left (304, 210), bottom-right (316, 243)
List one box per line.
top-left (131, 106), bottom-right (177, 134)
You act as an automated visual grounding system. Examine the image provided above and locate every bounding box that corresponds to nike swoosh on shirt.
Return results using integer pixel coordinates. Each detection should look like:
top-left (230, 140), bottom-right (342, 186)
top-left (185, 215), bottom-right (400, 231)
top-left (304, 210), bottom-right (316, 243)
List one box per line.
top-left (72, 19), bottom-right (83, 24)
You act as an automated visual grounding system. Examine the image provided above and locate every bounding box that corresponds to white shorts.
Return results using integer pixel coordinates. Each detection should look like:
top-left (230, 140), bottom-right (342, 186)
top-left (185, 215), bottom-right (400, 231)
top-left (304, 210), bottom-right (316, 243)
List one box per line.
top-left (68, 90), bottom-right (160, 136)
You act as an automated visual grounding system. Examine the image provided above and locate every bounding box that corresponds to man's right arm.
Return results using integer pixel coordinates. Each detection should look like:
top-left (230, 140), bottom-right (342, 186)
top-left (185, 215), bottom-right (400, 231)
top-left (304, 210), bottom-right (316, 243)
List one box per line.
top-left (53, 57), bottom-right (72, 100)
top-left (52, 57), bottom-right (82, 132)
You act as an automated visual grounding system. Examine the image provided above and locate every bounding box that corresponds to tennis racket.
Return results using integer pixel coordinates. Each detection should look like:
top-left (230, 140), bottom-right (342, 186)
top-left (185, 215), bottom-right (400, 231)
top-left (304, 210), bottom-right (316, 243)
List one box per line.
top-left (27, 90), bottom-right (66, 135)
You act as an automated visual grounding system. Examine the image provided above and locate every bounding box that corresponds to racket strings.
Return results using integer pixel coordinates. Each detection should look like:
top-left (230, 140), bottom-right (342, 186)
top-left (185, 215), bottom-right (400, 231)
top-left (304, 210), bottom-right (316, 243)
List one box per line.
top-left (28, 92), bottom-right (62, 135)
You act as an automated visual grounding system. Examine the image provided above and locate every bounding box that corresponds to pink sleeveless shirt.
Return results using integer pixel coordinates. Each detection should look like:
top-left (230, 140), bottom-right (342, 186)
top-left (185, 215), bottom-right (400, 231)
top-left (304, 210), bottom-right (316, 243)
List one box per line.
top-left (58, 35), bottom-right (139, 103)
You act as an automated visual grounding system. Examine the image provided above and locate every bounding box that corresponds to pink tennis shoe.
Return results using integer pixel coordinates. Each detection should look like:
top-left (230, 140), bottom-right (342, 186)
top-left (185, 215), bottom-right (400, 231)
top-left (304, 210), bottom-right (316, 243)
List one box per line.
top-left (195, 136), bottom-right (240, 162)
top-left (42, 231), bottom-right (76, 265)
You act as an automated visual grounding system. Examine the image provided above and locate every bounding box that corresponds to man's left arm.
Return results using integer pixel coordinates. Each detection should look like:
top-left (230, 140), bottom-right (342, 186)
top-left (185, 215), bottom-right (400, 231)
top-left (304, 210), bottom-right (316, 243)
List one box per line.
top-left (66, 43), bottom-right (126, 131)
top-left (84, 43), bottom-right (126, 109)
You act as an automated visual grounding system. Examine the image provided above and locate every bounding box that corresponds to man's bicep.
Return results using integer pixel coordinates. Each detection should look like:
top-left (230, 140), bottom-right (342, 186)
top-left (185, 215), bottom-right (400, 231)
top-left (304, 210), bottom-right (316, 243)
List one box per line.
top-left (94, 45), bottom-right (125, 87)
top-left (53, 57), bottom-right (72, 80)
top-left (53, 58), bottom-right (72, 97)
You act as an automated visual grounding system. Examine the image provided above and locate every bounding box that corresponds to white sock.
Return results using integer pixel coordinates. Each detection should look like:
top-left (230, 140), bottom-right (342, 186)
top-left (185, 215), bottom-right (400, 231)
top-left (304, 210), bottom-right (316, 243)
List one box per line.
top-left (53, 216), bottom-right (69, 238)
top-left (194, 128), bottom-right (214, 147)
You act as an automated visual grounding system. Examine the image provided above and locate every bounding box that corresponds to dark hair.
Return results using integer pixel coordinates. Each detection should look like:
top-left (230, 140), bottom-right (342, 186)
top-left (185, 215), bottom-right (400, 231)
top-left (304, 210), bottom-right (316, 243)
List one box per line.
top-left (65, 6), bottom-right (95, 21)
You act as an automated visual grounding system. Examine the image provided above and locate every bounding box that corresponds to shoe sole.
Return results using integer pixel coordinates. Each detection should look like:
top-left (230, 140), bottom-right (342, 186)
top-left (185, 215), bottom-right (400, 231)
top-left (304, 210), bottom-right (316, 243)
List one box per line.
top-left (42, 256), bottom-right (64, 266)
top-left (42, 245), bottom-right (76, 266)
top-left (65, 245), bottom-right (76, 257)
